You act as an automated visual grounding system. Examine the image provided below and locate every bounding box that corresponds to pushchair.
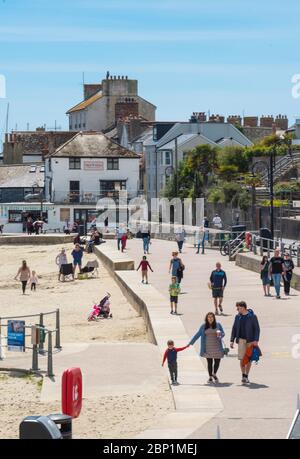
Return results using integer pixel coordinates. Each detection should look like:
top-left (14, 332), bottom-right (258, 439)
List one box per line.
top-left (60, 263), bottom-right (74, 281)
top-left (79, 260), bottom-right (99, 278)
top-left (87, 293), bottom-right (112, 320)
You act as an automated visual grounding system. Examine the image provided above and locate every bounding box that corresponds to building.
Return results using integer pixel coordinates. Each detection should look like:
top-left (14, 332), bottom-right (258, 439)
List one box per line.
top-left (136, 120), bottom-right (253, 202)
top-left (0, 163), bottom-right (49, 232)
top-left (2, 129), bottom-right (75, 165)
top-left (44, 131), bottom-right (141, 232)
top-left (66, 74), bottom-right (156, 133)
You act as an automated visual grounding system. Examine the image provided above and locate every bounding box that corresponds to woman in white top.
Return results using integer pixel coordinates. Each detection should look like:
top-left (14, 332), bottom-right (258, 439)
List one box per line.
top-left (55, 248), bottom-right (68, 281)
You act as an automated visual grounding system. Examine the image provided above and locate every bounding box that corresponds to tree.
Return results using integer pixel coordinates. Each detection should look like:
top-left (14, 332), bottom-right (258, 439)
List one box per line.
top-left (185, 144), bottom-right (219, 194)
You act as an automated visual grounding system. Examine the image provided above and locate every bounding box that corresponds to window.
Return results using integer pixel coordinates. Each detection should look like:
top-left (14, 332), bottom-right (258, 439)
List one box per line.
top-left (107, 158), bottom-right (119, 170)
top-left (60, 208), bottom-right (70, 222)
top-left (153, 126), bottom-right (158, 141)
top-left (69, 158), bottom-right (81, 169)
top-left (165, 151), bottom-right (171, 165)
top-left (9, 210), bottom-right (22, 223)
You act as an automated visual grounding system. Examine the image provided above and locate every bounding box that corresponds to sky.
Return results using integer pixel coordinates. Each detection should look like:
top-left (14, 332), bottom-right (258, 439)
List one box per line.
top-left (0, 0), bottom-right (300, 136)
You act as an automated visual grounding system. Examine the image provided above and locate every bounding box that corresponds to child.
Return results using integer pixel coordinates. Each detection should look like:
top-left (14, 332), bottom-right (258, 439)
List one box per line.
top-left (121, 232), bottom-right (127, 252)
top-left (136, 256), bottom-right (153, 284)
top-left (30, 270), bottom-right (38, 291)
top-left (162, 340), bottom-right (189, 385)
top-left (169, 276), bottom-right (181, 314)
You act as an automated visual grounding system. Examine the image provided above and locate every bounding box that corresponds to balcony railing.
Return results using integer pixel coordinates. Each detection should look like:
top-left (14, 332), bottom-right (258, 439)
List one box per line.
top-left (51, 190), bottom-right (142, 205)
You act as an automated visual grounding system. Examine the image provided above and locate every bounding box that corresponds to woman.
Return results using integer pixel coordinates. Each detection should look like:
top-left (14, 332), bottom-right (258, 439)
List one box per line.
top-left (260, 255), bottom-right (271, 297)
top-left (188, 312), bottom-right (225, 383)
top-left (175, 228), bottom-right (186, 253)
top-left (168, 251), bottom-right (185, 284)
top-left (283, 253), bottom-right (294, 296)
top-left (15, 260), bottom-right (31, 294)
top-left (56, 248), bottom-right (68, 281)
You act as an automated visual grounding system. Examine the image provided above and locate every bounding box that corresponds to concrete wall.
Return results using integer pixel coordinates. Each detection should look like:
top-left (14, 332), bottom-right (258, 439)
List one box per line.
top-left (236, 252), bottom-right (300, 291)
top-left (0, 234), bottom-right (74, 245)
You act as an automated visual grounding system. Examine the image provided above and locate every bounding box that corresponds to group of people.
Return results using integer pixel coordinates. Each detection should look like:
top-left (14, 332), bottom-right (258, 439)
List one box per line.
top-left (15, 260), bottom-right (38, 294)
top-left (260, 249), bottom-right (295, 298)
top-left (163, 301), bottom-right (260, 386)
top-left (26, 217), bottom-right (44, 235)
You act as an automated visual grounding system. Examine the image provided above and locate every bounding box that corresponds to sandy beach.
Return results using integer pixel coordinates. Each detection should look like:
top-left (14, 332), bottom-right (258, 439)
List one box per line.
top-left (0, 242), bottom-right (173, 439)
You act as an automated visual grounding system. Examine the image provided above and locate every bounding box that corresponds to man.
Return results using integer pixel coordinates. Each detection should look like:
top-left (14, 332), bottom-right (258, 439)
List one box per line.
top-left (175, 227), bottom-right (186, 253)
top-left (210, 262), bottom-right (227, 315)
top-left (230, 301), bottom-right (260, 384)
top-left (212, 213), bottom-right (222, 229)
top-left (268, 248), bottom-right (286, 299)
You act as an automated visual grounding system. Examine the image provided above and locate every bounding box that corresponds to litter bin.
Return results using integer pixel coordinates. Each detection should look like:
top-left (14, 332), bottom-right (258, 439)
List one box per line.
top-left (48, 413), bottom-right (72, 439)
top-left (20, 416), bottom-right (62, 439)
top-left (259, 228), bottom-right (273, 250)
top-left (78, 224), bottom-right (85, 236)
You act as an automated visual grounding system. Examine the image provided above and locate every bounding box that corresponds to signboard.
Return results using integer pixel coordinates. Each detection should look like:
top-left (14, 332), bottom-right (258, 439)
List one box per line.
top-left (7, 320), bottom-right (25, 352)
top-left (83, 160), bottom-right (104, 171)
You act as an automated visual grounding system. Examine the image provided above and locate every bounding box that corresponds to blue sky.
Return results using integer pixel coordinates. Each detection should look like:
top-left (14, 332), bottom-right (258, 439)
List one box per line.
top-left (0, 0), bottom-right (300, 135)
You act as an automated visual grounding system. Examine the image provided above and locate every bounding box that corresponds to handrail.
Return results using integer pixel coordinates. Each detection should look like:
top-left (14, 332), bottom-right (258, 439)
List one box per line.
top-left (0, 310), bottom-right (58, 320)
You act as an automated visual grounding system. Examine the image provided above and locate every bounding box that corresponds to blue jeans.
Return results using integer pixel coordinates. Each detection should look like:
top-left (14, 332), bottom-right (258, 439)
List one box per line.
top-left (196, 237), bottom-right (205, 254)
top-left (272, 273), bottom-right (282, 297)
top-left (117, 238), bottom-right (122, 250)
top-left (143, 237), bottom-right (149, 252)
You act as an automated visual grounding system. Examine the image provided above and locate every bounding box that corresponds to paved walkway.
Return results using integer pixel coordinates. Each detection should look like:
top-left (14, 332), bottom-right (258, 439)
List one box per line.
top-left (118, 237), bottom-right (300, 439)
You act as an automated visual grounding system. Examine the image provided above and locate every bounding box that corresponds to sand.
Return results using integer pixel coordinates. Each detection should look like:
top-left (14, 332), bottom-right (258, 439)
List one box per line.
top-left (0, 243), bottom-right (173, 439)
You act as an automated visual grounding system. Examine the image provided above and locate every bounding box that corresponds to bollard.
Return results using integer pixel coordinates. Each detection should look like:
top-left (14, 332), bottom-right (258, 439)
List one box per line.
top-left (39, 313), bottom-right (44, 354)
top-left (47, 331), bottom-right (54, 377)
top-left (260, 239), bottom-right (263, 257)
top-left (31, 344), bottom-right (39, 371)
top-left (267, 239), bottom-right (270, 257)
top-left (297, 247), bottom-right (300, 268)
top-left (55, 309), bottom-right (61, 349)
top-left (280, 241), bottom-right (285, 257)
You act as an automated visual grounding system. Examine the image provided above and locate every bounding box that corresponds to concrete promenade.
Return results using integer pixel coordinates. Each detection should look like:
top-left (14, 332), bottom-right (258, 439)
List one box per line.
top-left (114, 237), bottom-right (300, 439)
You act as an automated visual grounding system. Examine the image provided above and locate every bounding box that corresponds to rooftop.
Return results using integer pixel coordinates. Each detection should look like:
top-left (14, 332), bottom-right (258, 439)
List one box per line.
top-left (66, 92), bottom-right (102, 114)
top-left (0, 163), bottom-right (45, 188)
top-left (50, 132), bottom-right (141, 158)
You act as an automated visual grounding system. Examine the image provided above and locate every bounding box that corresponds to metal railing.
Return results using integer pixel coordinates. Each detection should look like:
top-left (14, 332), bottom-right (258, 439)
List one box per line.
top-left (52, 190), bottom-right (140, 205)
top-left (249, 234), bottom-right (300, 267)
top-left (0, 309), bottom-right (61, 377)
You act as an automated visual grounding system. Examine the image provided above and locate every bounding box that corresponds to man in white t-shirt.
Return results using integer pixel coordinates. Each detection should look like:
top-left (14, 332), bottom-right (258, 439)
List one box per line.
top-left (212, 214), bottom-right (222, 229)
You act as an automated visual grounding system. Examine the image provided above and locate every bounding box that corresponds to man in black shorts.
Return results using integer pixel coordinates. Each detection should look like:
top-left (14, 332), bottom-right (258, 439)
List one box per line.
top-left (210, 262), bottom-right (227, 315)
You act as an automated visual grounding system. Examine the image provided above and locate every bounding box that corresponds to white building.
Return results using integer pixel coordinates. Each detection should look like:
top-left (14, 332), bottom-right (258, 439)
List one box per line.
top-left (66, 75), bottom-right (156, 133)
top-left (44, 131), bottom-right (140, 232)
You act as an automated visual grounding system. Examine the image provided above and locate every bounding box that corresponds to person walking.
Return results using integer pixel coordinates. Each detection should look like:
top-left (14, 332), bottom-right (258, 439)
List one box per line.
top-left (162, 340), bottom-right (189, 385)
top-left (209, 262), bottom-right (227, 315)
top-left (282, 253), bottom-right (294, 296)
top-left (136, 256), bottom-right (153, 284)
top-left (15, 260), bottom-right (31, 295)
top-left (169, 276), bottom-right (181, 314)
top-left (115, 227), bottom-right (122, 251)
top-left (175, 227), bottom-right (186, 253)
top-left (71, 243), bottom-right (83, 276)
top-left (169, 252), bottom-right (185, 285)
top-left (56, 248), bottom-right (68, 281)
top-left (121, 231), bottom-right (127, 252)
top-left (230, 301), bottom-right (260, 384)
top-left (30, 270), bottom-right (38, 292)
top-left (260, 255), bottom-right (271, 297)
top-left (188, 312), bottom-right (225, 383)
top-left (268, 248), bottom-right (286, 299)
top-left (141, 229), bottom-right (151, 254)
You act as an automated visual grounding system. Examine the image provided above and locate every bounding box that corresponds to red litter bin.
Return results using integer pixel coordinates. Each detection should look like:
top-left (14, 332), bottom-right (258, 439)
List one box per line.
top-left (62, 368), bottom-right (82, 418)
